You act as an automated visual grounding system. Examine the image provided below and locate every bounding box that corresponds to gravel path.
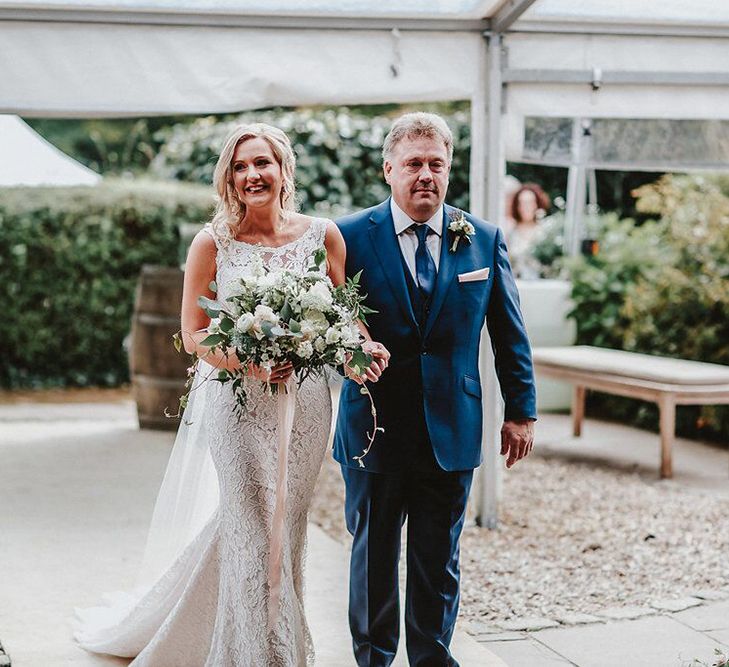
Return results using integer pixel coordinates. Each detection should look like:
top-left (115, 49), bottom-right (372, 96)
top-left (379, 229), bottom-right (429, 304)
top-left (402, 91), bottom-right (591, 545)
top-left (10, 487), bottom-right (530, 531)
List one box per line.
top-left (309, 452), bottom-right (729, 624)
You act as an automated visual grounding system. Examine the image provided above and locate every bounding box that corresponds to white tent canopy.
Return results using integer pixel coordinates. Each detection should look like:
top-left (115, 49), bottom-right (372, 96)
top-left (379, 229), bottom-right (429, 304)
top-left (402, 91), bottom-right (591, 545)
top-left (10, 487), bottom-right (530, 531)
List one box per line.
top-left (3, 0), bottom-right (728, 524)
top-left (0, 115), bottom-right (100, 186)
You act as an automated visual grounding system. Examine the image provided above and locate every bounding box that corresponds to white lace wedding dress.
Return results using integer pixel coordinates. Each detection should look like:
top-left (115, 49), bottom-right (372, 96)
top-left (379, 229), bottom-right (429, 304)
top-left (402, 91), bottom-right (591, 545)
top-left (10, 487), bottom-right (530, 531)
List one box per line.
top-left (74, 218), bottom-right (333, 666)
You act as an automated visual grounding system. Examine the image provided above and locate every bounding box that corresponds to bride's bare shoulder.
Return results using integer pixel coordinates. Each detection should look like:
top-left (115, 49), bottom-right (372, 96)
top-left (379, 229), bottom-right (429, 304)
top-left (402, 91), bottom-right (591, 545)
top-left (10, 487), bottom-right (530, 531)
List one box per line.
top-left (191, 228), bottom-right (217, 252)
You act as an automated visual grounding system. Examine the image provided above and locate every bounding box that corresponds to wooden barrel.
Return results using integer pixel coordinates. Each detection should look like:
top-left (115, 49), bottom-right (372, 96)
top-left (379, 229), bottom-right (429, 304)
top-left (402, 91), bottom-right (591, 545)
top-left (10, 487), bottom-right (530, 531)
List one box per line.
top-left (129, 265), bottom-right (189, 430)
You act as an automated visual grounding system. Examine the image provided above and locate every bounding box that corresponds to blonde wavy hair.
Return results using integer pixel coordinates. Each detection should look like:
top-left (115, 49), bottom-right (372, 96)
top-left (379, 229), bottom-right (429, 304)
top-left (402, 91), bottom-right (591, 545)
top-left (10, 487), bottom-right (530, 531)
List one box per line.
top-left (210, 123), bottom-right (297, 244)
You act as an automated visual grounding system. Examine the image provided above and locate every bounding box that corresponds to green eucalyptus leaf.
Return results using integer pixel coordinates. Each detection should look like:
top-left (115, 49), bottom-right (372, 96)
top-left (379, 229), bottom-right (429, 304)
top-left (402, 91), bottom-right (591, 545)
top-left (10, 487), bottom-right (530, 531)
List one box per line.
top-left (280, 301), bottom-right (293, 322)
top-left (200, 333), bottom-right (224, 347)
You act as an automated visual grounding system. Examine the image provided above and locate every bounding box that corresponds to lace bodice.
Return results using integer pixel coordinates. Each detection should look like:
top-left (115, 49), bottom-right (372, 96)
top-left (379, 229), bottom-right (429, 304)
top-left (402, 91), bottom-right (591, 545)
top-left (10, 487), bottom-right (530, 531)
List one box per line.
top-left (207, 218), bottom-right (330, 304)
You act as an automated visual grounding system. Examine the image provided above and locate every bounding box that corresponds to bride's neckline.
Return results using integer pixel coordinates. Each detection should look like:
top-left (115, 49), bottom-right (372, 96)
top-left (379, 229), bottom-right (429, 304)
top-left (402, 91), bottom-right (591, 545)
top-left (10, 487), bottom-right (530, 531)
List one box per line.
top-left (231, 218), bottom-right (319, 251)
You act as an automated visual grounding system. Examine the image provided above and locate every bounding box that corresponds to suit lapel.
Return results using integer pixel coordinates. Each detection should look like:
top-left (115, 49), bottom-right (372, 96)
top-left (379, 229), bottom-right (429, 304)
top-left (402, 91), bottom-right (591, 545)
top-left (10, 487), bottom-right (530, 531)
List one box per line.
top-left (368, 199), bottom-right (419, 331)
top-left (423, 205), bottom-right (459, 338)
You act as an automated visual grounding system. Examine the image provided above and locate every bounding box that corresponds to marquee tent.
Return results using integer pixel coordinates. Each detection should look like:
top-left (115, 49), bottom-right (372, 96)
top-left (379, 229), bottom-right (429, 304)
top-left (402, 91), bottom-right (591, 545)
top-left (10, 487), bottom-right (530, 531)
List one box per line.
top-left (0, 115), bottom-right (100, 186)
top-left (2, 0), bottom-right (728, 524)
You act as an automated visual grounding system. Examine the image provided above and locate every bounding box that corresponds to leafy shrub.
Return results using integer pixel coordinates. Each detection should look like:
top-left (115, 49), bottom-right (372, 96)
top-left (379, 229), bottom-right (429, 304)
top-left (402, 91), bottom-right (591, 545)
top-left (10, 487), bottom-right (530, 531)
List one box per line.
top-left (0, 179), bottom-right (213, 388)
top-left (567, 174), bottom-right (729, 440)
top-left (150, 108), bottom-right (472, 217)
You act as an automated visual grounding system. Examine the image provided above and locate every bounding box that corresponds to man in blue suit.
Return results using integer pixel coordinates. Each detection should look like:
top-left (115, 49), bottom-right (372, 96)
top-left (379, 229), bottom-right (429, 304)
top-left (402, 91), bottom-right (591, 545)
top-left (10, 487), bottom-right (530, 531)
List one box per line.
top-left (334, 112), bottom-right (537, 666)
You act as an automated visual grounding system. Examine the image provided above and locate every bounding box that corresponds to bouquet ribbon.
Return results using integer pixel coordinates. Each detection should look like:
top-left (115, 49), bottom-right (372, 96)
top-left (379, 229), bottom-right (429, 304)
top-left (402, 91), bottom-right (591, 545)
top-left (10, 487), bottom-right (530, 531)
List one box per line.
top-left (267, 376), bottom-right (297, 632)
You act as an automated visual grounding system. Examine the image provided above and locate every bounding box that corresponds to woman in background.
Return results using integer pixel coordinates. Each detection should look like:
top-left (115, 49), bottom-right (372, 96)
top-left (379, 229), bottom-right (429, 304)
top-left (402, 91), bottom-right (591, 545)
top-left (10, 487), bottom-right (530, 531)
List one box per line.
top-left (504, 182), bottom-right (551, 280)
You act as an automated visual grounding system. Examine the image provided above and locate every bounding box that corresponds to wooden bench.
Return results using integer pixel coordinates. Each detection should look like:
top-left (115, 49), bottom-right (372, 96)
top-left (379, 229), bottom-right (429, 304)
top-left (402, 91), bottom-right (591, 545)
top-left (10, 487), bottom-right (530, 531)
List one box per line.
top-left (532, 346), bottom-right (729, 478)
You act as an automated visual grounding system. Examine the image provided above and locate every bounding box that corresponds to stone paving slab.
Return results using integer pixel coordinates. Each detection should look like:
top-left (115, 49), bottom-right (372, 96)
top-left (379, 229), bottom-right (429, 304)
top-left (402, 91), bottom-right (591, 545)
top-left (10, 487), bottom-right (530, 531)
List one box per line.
top-left (692, 590), bottom-right (729, 602)
top-left (533, 616), bottom-right (722, 667)
top-left (707, 629), bottom-right (729, 648)
top-left (650, 596), bottom-right (703, 613)
top-left (477, 632), bottom-right (527, 642)
top-left (672, 600), bottom-right (729, 632)
top-left (554, 613), bottom-right (603, 626)
top-left (487, 638), bottom-right (574, 666)
top-left (498, 616), bottom-right (561, 631)
top-left (594, 605), bottom-right (654, 620)
top-left (465, 620), bottom-right (504, 635)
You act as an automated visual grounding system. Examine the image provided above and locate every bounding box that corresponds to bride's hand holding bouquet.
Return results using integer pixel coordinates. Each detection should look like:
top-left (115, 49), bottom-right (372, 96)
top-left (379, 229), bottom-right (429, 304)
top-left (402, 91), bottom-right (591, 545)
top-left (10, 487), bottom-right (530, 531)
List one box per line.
top-left (172, 246), bottom-right (384, 465)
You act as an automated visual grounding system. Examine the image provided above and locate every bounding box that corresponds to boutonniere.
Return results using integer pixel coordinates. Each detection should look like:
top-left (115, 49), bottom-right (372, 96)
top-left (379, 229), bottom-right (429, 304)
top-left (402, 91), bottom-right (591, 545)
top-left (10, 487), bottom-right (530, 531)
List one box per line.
top-left (447, 210), bottom-right (475, 253)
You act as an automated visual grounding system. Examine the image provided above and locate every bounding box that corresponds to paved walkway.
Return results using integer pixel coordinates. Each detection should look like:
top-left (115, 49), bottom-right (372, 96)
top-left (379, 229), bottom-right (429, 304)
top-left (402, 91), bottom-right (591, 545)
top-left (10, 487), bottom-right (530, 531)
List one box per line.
top-left (469, 412), bottom-right (729, 667)
top-left (0, 398), bottom-right (500, 667)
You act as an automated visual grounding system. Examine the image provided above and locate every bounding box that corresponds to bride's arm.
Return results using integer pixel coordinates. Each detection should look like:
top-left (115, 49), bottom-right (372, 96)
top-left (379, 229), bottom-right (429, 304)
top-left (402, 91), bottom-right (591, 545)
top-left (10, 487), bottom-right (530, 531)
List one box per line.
top-left (324, 222), bottom-right (390, 382)
top-left (180, 231), bottom-right (240, 371)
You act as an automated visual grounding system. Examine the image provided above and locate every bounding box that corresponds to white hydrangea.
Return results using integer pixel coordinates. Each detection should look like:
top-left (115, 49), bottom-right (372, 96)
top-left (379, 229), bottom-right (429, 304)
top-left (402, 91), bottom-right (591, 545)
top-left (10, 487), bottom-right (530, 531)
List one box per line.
top-left (256, 272), bottom-right (278, 290)
top-left (340, 325), bottom-right (361, 346)
top-left (296, 340), bottom-right (314, 359)
top-left (300, 281), bottom-right (333, 311)
top-left (248, 253), bottom-right (266, 277)
top-left (313, 337), bottom-right (327, 353)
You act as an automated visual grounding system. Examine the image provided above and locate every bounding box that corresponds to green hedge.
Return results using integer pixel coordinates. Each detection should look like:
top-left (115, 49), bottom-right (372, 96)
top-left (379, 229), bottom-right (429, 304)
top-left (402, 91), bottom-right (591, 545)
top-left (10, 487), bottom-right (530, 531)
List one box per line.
top-left (0, 180), bottom-right (213, 388)
top-left (567, 174), bottom-right (729, 441)
top-left (150, 108), bottom-right (472, 217)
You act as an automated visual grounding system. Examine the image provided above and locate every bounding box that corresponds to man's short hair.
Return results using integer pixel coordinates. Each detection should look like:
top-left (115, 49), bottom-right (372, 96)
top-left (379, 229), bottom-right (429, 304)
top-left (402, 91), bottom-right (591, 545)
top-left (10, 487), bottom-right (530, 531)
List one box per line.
top-left (382, 112), bottom-right (454, 164)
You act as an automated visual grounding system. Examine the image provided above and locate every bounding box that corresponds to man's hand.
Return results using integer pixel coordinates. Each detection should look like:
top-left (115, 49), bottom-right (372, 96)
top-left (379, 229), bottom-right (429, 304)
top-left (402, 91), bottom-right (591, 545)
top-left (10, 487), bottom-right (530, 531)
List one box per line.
top-left (248, 360), bottom-right (294, 384)
top-left (500, 419), bottom-right (535, 468)
top-left (344, 341), bottom-right (391, 384)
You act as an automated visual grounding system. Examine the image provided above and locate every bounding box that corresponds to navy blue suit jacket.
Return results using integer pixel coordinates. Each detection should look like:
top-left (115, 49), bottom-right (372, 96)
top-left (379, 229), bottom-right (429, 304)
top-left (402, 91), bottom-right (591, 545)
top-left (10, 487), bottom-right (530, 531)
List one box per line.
top-left (333, 198), bottom-right (536, 473)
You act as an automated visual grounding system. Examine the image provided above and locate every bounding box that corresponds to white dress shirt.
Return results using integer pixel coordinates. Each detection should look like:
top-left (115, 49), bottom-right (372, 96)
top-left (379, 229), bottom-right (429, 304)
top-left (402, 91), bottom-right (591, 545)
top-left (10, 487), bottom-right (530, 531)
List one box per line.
top-left (391, 199), bottom-right (443, 281)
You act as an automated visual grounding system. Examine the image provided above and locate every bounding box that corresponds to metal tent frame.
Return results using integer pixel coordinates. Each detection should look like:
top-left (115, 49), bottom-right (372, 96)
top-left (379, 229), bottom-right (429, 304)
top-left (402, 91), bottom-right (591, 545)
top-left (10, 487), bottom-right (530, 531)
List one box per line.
top-left (2, 0), bottom-right (728, 526)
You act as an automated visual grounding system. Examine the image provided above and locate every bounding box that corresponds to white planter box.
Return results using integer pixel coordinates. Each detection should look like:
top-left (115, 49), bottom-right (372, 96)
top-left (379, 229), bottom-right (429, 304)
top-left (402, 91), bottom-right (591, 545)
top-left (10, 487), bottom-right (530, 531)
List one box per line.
top-left (516, 279), bottom-right (576, 412)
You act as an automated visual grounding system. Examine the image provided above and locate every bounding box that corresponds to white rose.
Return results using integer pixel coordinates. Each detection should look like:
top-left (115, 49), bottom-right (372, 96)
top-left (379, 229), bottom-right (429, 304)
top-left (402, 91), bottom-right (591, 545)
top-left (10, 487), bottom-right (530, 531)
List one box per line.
top-left (325, 327), bottom-right (341, 344)
top-left (314, 337), bottom-right (327, 353)
top-left (296, 340), bottom-right (314, 359)
top-left (303, 309), bottom-right (329, 331)
top-left (300, 319), bottom-right (317, 338)
top-left (254, 304), bottom-right (278, 324)
top-left (236, 312), bottom-right (255, 333)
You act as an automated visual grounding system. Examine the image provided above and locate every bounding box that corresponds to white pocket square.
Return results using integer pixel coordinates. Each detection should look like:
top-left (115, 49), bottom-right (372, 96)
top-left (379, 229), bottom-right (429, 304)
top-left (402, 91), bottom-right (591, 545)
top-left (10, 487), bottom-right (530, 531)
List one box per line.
top-left (458, 267), bottom-right (490, 283)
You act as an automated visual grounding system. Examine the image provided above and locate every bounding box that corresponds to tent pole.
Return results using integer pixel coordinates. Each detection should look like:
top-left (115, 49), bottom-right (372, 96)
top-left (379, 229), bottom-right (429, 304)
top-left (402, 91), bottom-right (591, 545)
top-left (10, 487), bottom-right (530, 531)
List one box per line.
top-left (473, 31), bottom-right (505, 530)
top-left (564, 118), bottom-right (590, 256)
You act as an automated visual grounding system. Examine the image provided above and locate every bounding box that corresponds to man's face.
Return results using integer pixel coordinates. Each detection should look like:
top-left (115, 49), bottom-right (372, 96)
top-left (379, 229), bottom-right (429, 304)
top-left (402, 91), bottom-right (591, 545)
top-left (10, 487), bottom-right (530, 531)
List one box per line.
top-left (384, 135), bottom-right (450, 222)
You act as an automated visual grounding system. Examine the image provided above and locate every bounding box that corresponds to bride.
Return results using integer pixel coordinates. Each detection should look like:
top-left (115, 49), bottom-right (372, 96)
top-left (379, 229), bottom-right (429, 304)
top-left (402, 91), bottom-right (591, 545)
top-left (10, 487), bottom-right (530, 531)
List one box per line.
top-left (74, 123), bottom-right (388, 666)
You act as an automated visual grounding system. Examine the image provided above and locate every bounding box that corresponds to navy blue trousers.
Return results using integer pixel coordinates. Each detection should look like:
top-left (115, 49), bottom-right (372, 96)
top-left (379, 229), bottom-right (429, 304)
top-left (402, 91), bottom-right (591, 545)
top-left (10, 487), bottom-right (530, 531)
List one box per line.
top-left (341, 462), bottom-right (473, 667)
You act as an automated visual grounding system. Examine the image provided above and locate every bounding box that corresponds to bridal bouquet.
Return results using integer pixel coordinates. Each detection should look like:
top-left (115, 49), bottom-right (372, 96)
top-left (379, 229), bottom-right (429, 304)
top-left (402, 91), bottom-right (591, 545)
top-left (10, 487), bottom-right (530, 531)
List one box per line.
top-left (171, 248), bottom-right (381, 466)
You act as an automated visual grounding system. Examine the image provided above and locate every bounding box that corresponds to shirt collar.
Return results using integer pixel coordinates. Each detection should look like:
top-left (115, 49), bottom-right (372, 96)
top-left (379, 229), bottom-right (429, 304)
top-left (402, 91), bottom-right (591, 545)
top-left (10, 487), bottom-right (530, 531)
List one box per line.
top-left (390, 198), bottom-right (443, 237)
